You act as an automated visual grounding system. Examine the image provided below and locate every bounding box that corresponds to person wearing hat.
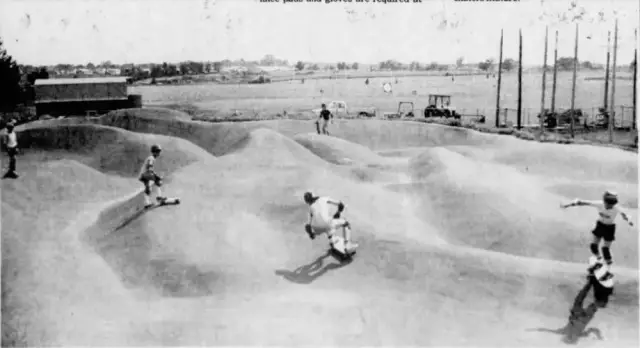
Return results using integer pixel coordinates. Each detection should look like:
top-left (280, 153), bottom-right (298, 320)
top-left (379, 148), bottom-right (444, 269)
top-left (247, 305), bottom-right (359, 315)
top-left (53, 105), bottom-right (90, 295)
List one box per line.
top-left (561, 190), bottom-right (634, 266)
top-left (3, 121), bottom-right (19, 179)
top-left (139, 144), bottom-right (165, 208)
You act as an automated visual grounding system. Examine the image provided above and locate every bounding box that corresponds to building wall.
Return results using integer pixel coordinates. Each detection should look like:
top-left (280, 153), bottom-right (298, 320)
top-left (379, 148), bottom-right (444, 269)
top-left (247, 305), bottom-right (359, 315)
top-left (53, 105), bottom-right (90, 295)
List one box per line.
top-left (35, 82), bottom-right (128, 103)
top-left (35, 99), bottom-right (136, 116)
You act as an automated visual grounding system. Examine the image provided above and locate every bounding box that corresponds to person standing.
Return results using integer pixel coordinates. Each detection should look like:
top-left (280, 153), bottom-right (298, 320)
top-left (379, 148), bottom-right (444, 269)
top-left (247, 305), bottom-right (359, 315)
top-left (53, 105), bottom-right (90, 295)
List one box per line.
top-left (3, 121), bottom-right (19, 179)
top-left (317, 103), bottom-right (333, 135)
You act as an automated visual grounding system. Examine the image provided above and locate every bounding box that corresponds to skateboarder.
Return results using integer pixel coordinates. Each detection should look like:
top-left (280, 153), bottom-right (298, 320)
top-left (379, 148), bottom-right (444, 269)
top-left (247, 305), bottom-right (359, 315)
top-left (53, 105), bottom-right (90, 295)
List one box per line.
top-left (561, 191), bottom-right (634, 266)
top-left (2, 121), bottom-right (19, 179)
top-left (303, 191), bottom-right (357, 250)
top-left (139, 144), bottom-right (166, 208)
top-left (317, 104), bottom-right (333, 135)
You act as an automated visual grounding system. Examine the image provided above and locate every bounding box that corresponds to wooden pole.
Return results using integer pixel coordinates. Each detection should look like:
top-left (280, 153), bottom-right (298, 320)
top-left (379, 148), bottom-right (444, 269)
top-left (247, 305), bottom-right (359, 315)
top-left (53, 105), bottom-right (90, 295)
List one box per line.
top-left (604, 31), bottom-right (611, 110)
top-left (633, 28), bottom-right (637, 130)
top-left (517, 29), bottom-right (523, 129)
top-left (609, 19), bottom-right (619, 143)
top-left (540, 26), bottom-right (549, 133)
top-left (551, 30), bottom-right (559, 113)
top-left (495, 29), bottom-right (504, 128)
top-left (570, 23), bottom-right (578, 138)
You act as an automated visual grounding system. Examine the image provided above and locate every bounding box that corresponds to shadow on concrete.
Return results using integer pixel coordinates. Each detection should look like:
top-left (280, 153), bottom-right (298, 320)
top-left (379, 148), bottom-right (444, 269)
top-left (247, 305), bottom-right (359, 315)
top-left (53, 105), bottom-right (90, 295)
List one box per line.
top-left (83, 209), bottom-right (218, 298)
top-left (526, 325), bottom-right (603, 345)
top-left (275, 251), bottom-right (352, 285)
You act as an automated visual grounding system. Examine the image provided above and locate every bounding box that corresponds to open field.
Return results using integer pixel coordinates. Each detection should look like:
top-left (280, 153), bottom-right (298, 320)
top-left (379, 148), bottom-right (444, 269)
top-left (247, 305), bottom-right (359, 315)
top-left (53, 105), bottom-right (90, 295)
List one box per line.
top-left (133, 71), bottom-right (635, 125)
top-left (2, 108), bottom-right (638, 346)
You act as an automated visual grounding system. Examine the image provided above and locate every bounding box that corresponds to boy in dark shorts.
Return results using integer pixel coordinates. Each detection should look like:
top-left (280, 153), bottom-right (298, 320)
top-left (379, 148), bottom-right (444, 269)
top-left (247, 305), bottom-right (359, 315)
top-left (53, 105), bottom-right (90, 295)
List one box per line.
top-left (561, 191), bottom-right (634, 266)
top-left (139, 144), bottom-right (165, 208)
top-left (317, 103), bottom-right (333, 135)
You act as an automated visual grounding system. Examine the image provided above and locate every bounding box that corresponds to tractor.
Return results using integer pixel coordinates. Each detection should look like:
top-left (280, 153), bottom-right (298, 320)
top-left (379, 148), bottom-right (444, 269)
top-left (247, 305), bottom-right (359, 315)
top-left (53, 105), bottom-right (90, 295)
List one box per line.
top-left (424, 94), bottom-right (460, 119)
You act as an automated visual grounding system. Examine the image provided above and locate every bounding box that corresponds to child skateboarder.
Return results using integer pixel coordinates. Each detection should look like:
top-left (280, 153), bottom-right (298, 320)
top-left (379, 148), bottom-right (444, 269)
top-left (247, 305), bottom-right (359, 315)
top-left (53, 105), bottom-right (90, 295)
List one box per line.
top-left (2, 121), bottom-right (19, 179)
top-left (139, 144), bottom-right (166, 208)
top-left (303, 191), bottom-right (358, 251)
top-left (561, 191), bottom-right (634, 266)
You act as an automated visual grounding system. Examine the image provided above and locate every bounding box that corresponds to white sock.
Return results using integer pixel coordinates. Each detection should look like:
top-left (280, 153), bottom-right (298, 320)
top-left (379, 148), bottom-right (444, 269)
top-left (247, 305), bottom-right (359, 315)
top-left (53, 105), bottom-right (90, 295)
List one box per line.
top-left (144, 194), bottom-right (151, 205)
top-left (156, 188), bottom-right (162, 197)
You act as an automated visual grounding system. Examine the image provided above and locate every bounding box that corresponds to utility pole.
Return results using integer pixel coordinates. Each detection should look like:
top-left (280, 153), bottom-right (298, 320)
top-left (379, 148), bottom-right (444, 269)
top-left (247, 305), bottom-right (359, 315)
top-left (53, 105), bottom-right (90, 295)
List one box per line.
top-left (604, 31), bottom-right (611, 111)
top-left (551, 30), bottom-right (559, 113)
top-left (495, 29), bottom-right (504, 128)
top-left (609, 19), bottom-right (619, 143)
top-left (633, 28), bottom-right (637, 130)
top-left (570, 23), bottom-right (578, 138)
top-left (540, 26), bottom-right (549, 134)
top-left (517, 29), bottom-right (523, 129)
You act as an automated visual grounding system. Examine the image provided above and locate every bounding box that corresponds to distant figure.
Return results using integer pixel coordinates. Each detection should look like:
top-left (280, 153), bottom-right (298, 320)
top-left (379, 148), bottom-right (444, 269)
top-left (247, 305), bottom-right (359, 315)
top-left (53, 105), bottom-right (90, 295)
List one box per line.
top-left (365, 78), bottom-right (369, 85)
top-left (303, 192), bottom-right (358, 250)
top-left (2, 121), bottom-right (19, 179)
top-left (317, 103), bottom-right (333, 135)
top-left (561, 191), bottom-right (634, 266)
top-left (452, 76), bottom-right (455, 82)
top-left (301, 78), bottom-right (305, 84)
top-left (139, 144), bottom-right (165, 208)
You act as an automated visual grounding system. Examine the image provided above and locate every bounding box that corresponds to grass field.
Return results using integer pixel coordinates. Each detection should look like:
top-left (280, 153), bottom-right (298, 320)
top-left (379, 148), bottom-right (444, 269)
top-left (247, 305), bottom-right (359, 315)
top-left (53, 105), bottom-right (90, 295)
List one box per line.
top-left (132, 71), bottom-right (635, 124)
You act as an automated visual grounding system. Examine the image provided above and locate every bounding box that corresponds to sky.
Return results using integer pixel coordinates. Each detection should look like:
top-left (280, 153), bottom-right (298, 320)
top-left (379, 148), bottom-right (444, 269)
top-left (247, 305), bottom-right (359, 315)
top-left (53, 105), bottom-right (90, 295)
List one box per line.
top-left (0, 0), bottom-right (638, 66)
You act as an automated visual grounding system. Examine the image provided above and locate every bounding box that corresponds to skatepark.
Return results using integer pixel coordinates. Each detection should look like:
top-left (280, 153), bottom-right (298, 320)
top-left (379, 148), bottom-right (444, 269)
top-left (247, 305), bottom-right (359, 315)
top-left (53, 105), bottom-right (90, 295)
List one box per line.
top-left (1, 109), bottom-right (638, 346)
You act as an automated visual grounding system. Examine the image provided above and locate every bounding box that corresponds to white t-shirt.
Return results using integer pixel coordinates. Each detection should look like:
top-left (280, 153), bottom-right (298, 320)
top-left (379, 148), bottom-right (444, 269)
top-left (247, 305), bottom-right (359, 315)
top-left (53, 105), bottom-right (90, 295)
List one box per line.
top-left (139, 155), bottom-right (155, 178)
top-left (309, 196), bottom-right (338, 229)
top-left (580, 200), bottom-right (622, 225)
top-left (6, 132), bottom-right (17, 148)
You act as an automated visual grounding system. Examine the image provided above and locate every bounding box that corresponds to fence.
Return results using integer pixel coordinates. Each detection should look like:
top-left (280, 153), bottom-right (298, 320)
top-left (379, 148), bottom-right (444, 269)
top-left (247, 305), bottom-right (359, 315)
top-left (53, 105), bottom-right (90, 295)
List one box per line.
top-left (451, 106), bottom-right (636, 129)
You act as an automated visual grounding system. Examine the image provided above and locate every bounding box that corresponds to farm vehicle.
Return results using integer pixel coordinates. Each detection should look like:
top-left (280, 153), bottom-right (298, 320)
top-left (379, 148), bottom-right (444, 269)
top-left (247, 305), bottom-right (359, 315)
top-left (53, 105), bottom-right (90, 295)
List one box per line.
top-left (537, 109), bottom-right (585, 129)
top-left (383, 102), bottom-right (415, 119)
top-left (312, 101), bottom-right (377, 118)
top-left (423, 94), bottom-right (460, 119)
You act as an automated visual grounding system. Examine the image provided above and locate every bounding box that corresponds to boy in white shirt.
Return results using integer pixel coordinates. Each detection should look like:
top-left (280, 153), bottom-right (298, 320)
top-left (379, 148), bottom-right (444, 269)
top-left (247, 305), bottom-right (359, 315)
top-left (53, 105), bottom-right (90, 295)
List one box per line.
top-left (303, 191), bottom-right (357, 251)
top-left (561, 191), bottom-right (634, 266)
top-left (3, 122), bottom-right (19, 179)
top-left (139, 144), bottom-right (166, 208)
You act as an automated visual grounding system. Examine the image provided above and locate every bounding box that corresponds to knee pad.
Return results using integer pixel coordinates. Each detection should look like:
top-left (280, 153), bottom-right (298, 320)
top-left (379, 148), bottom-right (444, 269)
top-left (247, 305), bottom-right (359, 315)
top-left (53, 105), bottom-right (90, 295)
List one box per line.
top-left (590, 243), bottom-right (600, 255)
top-left (602, 247), bottom-right (612, 263)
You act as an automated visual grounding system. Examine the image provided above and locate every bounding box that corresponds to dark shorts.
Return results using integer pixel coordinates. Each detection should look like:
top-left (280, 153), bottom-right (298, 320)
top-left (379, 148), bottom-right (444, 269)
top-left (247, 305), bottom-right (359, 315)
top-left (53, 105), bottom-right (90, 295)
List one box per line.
top-left (139, 172), bottom-right (162, 186)
top-left (592, 221), bottom-right (615, 242)
top-left (6, 147), bottom-right (17, 157)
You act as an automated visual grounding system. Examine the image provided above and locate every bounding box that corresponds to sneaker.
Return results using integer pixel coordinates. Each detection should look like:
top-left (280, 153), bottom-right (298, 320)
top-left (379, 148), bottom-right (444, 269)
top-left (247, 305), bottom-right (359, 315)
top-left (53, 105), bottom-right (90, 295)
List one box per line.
top-left (144, 203), bottom-right (155, 209)
top-left (156, 196), bottom-right (167, 203)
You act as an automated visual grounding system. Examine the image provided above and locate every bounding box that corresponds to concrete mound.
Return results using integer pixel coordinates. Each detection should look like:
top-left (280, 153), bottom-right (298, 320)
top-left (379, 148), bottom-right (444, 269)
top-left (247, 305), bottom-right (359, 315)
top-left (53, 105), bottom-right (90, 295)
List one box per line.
top-left (293, 132), bottom-right (404, 167)
top-left (407, 147), bottom-right (639, 267)
top-left (230, 128), bottom-right (328, 168)
top-left (485, 142), bottom-right (638, 183)
top-left (16, 124), bottom-right (212, 178)
top-left (2, 114), bottom-right (638, 346)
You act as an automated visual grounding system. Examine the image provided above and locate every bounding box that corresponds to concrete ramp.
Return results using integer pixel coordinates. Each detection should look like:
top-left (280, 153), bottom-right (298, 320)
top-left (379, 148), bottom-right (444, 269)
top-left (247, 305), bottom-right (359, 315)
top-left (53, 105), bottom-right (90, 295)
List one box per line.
top-left (2, 112), bottom-right (638, 346)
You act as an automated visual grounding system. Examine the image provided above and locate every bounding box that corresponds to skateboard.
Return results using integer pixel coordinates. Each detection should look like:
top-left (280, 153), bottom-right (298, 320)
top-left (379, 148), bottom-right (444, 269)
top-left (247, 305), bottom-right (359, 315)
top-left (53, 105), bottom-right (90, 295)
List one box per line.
top-left (588, 255), bottom-right (614, 288)
top-left (329, 235), bottom-right (358, 262)
top-left (150, 196), bottom-right (180, 208)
